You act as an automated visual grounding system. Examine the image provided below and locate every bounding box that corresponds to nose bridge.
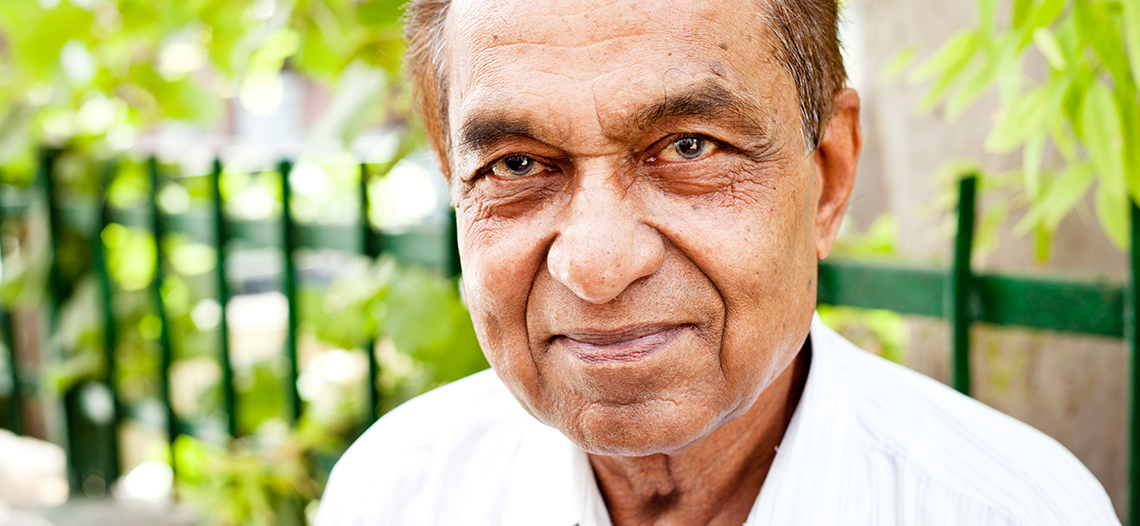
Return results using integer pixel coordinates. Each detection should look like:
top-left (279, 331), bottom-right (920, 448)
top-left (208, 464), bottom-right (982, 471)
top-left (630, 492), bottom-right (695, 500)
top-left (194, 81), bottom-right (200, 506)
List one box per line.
top-left (547, 171), bottom-right (664, 304)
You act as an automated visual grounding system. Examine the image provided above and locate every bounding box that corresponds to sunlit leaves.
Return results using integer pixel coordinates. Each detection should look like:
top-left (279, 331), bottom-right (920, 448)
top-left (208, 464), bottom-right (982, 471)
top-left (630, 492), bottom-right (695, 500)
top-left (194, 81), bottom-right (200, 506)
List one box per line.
top-left (911, 30), bottom-right (981, 112)
top-left (912, 0), bottom-right (1140, 257)
top-left (101, 223), bottom-right (155, 291)
top-left (1014, 161), bottom-right (1093, 234)
top-left (1125, 0), bottom-right (1140, 83)
top-left (0, 0), bottom-right (410, 163)
top-left (1033, 27), bottom-right (1067, 70)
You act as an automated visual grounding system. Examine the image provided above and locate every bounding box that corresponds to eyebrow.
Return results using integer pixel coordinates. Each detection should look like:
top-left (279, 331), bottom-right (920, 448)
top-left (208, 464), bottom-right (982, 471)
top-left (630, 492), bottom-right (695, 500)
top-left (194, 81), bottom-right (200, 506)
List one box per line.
top-left (628, 80), bottom-right (768, 137)
top-left (456, 79), bottom-right (769, 157)
top-left (458, 116), bottom-right (541, 158)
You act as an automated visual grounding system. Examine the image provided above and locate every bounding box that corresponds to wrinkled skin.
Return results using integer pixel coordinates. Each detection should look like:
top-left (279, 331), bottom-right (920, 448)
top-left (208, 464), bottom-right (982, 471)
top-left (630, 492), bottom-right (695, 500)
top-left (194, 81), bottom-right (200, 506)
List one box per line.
top-left (441, 0), bottom-right (860, 523)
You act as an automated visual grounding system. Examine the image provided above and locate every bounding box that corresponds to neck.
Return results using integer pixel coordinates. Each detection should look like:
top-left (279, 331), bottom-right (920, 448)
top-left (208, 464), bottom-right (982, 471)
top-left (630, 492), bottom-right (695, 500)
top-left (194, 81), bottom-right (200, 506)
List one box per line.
top-left (589, 339), bottom-right (812, 526)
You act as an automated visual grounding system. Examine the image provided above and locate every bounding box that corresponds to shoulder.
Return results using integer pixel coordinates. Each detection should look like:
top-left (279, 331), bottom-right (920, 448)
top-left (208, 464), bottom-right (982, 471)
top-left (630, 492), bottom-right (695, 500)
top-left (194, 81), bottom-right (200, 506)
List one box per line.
top-left (814, 322), bottom-right (1119, 525)
top-left (315, 369), bottom-right (579, 526)
top-left (315, 370), bottom-right (523, 525)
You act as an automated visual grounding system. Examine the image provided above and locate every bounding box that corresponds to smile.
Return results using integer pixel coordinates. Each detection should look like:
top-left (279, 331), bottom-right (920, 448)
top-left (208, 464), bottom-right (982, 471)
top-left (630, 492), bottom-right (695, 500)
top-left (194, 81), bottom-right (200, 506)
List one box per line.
top-left (557, 325), bottom-right (690, 364)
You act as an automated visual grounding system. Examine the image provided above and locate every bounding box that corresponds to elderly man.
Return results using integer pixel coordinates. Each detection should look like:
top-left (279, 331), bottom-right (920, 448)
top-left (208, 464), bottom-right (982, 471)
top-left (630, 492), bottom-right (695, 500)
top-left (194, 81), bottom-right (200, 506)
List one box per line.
top-left (318, 0), bottom-right (1119, 524)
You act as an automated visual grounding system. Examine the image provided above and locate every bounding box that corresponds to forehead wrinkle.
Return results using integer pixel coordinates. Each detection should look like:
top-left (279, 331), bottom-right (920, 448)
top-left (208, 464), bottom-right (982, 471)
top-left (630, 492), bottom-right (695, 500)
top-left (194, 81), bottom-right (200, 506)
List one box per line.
top-left (605, 78), bottom-right (772, 143)
top-left (455, 0), bottom-right (687, 50)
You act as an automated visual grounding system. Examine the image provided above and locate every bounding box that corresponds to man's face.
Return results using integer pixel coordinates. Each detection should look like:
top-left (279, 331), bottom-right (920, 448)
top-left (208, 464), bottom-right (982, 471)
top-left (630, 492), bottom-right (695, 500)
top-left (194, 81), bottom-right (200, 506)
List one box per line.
top-left (443, 0), bottom-right (853, 456)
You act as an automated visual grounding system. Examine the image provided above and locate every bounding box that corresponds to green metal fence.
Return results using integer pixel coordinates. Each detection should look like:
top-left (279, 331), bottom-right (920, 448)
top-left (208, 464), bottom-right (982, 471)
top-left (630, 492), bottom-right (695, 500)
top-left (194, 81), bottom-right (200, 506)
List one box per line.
top-left (0, 154), bottom-right (1134, 522)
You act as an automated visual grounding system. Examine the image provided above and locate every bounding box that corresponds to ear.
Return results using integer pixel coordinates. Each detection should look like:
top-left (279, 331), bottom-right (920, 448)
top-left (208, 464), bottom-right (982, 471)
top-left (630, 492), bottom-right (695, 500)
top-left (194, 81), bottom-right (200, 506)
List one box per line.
top-left (813, 88), bottom-right (861, 260)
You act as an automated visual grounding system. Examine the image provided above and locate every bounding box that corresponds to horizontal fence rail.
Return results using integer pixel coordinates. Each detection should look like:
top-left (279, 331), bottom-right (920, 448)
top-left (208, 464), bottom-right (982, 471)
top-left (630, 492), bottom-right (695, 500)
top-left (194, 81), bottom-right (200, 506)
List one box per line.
top-left (818, 261), bottom-right (1127, 337)
top-left (0, 158), bottom-right (1135, 523)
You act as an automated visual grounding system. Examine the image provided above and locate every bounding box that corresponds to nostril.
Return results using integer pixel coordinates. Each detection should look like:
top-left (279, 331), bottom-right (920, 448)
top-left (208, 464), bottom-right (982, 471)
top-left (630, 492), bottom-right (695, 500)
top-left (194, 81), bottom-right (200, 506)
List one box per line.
top-left (548, 223), bottom-right (665, 305)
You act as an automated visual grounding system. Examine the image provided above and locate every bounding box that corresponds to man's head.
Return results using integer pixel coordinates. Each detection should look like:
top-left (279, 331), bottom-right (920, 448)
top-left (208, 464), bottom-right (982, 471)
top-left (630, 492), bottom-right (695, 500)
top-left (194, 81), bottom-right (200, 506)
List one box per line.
top-left (406, 0), bottom-right (848, 177)
top-left (404, 0), bottom-right (860, 456)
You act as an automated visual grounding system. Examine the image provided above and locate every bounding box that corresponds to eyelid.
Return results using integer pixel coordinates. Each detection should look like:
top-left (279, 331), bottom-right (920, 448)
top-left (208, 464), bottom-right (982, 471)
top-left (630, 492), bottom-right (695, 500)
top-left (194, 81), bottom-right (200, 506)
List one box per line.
top-left (644, 134), bottom-right (720, 163)
top-left (484, 153), bottom-right (558, 180)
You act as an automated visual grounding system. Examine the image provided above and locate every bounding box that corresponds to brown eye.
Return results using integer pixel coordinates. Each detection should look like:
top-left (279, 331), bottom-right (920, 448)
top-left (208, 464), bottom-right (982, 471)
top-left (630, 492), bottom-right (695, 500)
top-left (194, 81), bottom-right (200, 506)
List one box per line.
top-left (492, 155), bottom-right (545, 179)
top-left (675, 137), bottom-right (704, 158)
top-left (658, 136), bottom-right (717, 162)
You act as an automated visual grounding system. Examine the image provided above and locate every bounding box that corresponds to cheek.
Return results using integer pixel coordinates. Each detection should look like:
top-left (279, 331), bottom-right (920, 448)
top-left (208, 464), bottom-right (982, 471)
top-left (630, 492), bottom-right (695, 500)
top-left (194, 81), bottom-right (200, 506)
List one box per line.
top-left (457, 209), bottom-right (552, 405)
top-left (646, 166), bottom-right (817, 396)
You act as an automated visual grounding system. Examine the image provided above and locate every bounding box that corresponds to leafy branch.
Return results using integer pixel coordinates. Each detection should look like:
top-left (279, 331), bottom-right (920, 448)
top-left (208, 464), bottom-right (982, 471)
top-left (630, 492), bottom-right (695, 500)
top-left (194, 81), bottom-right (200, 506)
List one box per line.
top-left (905, 0), bottom-right (1140, 258)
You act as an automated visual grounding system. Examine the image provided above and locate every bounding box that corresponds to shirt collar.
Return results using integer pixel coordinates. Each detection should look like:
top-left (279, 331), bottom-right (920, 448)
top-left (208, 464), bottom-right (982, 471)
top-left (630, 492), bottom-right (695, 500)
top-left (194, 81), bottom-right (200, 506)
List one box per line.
top-left (746, 313), bottom-right (856, 524)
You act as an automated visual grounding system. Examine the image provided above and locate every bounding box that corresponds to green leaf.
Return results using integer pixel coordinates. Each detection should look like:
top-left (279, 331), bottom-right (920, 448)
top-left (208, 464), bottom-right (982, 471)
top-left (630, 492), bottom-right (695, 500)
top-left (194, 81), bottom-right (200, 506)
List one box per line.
top-left (986, 74), bottom-right (1071, 153)
top-left (976, 0), bottom-right (998, 33)
top-left (1014, 161), bottom-right (1094, 234)
top-left (1123, 0), bottom-right (1140, 87)
top-left (294, 28), bottom-right (343, 82)
top-left (248, 28), bottom-right (302, 72)
top-left (1082, 3), bottom-right (1132, 84)
top-left (1080, 80), bottom-right (1126, 197)
top-left (1034, 223), bottom-right (1053, 262)
top-left (354, 35), bottom-right (406, 75)
top-left (910, 30), bottom-right (979, 82)
top-left (987, 87), bottom-right (1048, 152)
top-left (1096, 178), bottom-right (1130, 249)
top-left (1032, 27), bottom-right (1067, 70)
top-left (1029, 0), bottom-right (1065, 30)
top-left (882, 45), bottom-right (917, 80)
top-left (1116, 84), bottom-right (1140, 204)
top-left (1023, 131), bottom-right (1046, 199)
top-left (382, 267), bottom-right (486, 384)
top-left (1012, 0), bottom-right (1035, 29)
top-left (358, 0), bottom-right (405, 27)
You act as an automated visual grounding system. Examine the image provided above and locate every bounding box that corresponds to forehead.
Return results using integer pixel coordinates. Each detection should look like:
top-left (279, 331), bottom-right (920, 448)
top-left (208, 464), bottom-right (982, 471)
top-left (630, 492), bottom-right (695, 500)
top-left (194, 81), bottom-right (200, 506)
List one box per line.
top-left (443, 0), bottom-right (790, 145)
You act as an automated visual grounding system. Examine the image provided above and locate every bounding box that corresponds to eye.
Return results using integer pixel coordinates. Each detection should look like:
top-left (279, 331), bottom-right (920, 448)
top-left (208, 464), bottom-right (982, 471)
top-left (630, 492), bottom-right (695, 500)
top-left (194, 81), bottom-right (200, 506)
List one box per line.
top-left (658, 136), bottom-right (717, 162)
top-left (491, 155), bottom-right (547, 179)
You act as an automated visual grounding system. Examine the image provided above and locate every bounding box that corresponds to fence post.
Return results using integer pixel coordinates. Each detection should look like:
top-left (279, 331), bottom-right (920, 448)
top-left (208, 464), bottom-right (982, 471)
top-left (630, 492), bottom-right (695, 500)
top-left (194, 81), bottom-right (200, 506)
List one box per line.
top-left (359, 163), bottom-right (381, 422)
top-left (1127, 200), bottom-right (1140, 526)
top-left (0, 306), bottom-right (19, 436)
top-left (39, 148), bottom-right (82, 491)
top-left (447, 207), bottom-right (461, 279)
top-left (148, 158), bottom-right (179, 477)
top-left (279, 160), bottom-right (302, 423)
top-left (41, 149), bottom-right (63, 335)
top-left (94, 162), bottom-right (121, 483)
top-left (0, 180), bottom-right (23, 436)
top-left (947, 174), bottom-right (977, 396)
top-left (212, 159), bottom-right (238, 438)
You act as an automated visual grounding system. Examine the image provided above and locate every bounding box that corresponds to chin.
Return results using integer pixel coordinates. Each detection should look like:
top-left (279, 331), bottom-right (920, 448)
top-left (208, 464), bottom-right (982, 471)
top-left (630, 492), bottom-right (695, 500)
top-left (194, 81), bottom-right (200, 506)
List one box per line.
top-left (568, 399), bottom-right (726, 457)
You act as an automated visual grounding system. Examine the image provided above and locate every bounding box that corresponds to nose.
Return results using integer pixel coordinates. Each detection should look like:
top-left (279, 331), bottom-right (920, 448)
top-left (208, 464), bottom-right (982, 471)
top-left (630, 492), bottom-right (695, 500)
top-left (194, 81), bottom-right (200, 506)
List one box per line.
top-left (547, 177), bottom-right (665, 304)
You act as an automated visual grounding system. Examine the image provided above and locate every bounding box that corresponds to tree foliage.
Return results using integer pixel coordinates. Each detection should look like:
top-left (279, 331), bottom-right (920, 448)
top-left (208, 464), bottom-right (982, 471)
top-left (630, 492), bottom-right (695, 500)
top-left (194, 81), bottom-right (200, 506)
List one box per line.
top-left (907, 0), bottom-right (1140, 258)
top-left (0, 0), bottom-right (408, 174)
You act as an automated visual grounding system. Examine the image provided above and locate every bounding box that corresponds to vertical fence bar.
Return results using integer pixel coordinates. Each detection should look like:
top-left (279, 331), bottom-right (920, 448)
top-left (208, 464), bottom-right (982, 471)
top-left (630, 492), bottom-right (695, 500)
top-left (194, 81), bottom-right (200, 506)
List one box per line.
top-left (0, 179), bottom-right (23, 435)
top-left (41, 148), bottom-right (78, 489)
top-left (447, 207), bottom-right (461, 279)
top-left (948, 174), bottom-right (977, 396)
top-left (279, 160), bottom-right (302, 423)
top-left (1127, 201), bottom-right (1140, 526)
top-left (359, 163), bottom-right (381, 422)
top-left (212, 159), bottom-right (238, 438)
top-left (148, 158), bottom-right (179, 474)
top-left (1, 308), bottom-right (19, 435)
top-left (94, 163), bottom-right (121, 482)
top-left (41, 149), bottom-right (63, 332)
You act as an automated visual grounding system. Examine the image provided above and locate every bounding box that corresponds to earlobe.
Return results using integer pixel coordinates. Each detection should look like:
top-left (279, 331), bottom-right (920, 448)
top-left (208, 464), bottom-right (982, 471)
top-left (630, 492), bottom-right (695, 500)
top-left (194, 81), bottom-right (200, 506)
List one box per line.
top-left (813, 88), bottom-right (861, 260)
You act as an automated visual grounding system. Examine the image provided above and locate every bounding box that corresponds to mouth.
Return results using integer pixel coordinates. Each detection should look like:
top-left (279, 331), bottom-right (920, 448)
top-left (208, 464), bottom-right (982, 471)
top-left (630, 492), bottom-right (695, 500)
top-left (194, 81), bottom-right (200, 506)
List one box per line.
top-left (556, 324), bottom-right (691, 364)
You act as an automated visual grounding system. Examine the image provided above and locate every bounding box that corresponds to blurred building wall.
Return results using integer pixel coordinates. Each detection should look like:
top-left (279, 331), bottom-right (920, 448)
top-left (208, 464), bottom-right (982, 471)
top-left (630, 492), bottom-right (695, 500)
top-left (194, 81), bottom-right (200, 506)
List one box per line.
top-left (848, 0), bottom-right (1127, 521)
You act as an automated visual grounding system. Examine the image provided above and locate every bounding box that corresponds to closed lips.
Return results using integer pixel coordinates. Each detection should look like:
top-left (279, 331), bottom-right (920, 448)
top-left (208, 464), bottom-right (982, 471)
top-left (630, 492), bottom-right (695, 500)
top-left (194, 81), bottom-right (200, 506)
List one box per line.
top-left (557, 325), bottom-right (690, 364)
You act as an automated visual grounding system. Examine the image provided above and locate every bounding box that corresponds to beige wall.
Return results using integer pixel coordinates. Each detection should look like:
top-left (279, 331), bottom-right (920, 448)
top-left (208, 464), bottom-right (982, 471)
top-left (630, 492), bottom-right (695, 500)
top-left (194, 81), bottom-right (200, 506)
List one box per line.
top-left (848, 0), bottom-right (1128, 521)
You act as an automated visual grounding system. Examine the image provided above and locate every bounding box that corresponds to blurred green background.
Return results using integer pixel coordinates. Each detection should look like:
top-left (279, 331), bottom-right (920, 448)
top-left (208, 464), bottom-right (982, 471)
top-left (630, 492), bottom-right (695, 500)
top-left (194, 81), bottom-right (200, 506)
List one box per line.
top-left (1, 0), bottom-right (1138, 524)
top-left (0, 1), bottom-right (490, 524)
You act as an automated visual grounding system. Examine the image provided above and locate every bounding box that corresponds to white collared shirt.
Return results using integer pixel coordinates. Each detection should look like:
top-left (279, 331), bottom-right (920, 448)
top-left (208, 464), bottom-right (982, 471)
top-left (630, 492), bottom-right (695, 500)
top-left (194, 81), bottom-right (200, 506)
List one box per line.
top-left (317, 316), bottom-right (1120, 525)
